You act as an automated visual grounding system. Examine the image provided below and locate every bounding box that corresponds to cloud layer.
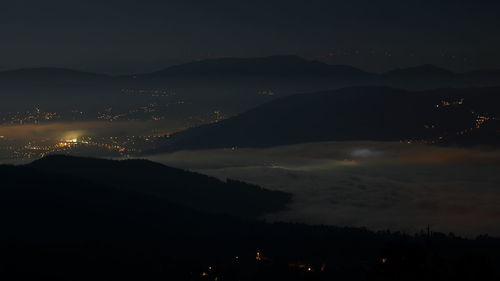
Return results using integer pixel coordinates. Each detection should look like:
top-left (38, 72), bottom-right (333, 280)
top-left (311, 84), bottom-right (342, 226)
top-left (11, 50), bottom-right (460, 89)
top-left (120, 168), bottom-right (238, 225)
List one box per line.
top-left (148, 142), bottom-right (500, 237)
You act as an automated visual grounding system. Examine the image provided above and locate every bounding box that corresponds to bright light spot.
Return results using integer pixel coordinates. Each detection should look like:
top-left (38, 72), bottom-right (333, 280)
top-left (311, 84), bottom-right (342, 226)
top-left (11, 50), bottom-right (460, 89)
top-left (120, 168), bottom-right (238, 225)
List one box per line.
top-left (61, 130), bottom-right (85, 144)
top-left (256, 251), bottom-right (262, 261)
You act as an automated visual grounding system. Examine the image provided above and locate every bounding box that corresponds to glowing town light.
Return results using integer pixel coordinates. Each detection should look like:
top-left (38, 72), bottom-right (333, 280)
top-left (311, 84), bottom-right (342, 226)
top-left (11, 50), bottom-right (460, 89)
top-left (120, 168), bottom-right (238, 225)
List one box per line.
top-left (256, 251), bottom-right (262, 261)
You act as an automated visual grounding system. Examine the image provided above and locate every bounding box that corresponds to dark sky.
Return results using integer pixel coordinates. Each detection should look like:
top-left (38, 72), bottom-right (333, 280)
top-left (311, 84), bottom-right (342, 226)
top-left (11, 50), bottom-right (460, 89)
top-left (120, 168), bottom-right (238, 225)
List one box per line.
top-left (1, 0), bottom-right (499, 74)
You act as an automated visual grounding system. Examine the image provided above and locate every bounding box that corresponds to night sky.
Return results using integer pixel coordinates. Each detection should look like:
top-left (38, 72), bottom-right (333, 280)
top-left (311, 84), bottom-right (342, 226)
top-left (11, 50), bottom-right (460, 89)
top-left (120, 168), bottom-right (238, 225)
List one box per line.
top-left (1, 0), bottom-right (499, 74)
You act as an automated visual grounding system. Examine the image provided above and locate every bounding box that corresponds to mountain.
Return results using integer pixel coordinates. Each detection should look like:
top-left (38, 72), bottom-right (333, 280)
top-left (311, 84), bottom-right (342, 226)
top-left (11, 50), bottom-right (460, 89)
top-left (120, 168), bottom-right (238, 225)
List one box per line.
top-left (149, 86), bottom-right (500, 153)
top-left (0, 67), bottom-right (110, 83)
top-left (462, 69), bottom-right (500, 79)
top-left (1, 155), bottom-right (500, 280)
top-left (460, 69), bottom-right (500, 86)
top-left (133, 55), bottom-right (372, 80)
top-left (135, 59), bottom-right (500, 89)
top-left (27, 155), bottom-right (290, 218)
top-left (0, 59), bottom-right (499, 123)
top-left (385, 64), bottom-right (456, 79)
top-left (383, 65), bottom-right (500, 89)
top-left (0, 59), bottom-right (499, 87)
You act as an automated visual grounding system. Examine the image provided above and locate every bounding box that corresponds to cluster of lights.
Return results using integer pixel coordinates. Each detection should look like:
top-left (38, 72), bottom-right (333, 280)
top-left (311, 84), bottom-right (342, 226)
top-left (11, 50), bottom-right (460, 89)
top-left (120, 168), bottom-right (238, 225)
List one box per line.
top-left (121, 88), bottom-right (176, 97)
top-left (436, 98), bottom-right (464, 108)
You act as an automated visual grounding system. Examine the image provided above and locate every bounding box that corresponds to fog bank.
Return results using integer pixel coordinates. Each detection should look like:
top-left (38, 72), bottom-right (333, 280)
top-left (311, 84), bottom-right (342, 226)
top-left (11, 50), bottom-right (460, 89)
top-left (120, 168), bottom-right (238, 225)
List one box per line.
top-left (148, 142), bottom-right (500, 237)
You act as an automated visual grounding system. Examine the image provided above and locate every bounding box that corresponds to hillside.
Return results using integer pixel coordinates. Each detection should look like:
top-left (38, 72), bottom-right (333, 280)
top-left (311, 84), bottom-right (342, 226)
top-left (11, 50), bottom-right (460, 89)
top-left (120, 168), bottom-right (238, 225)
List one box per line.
top-left (150, 87), bottom-right (500, 153)
top-left (26, 155), bottom-right (290, 218)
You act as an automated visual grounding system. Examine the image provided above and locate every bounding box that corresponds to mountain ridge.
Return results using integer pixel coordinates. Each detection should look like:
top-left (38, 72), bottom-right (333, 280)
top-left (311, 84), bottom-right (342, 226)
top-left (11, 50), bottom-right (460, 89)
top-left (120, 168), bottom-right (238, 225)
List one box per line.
top-left (148, 86), bottom-right (500, 153)
top-left (27, 154), bottom-right (291, 218)
top-left (1, 56), bottom-right (499, 82)
top-left (134, 55), bottom-right (372, 79)
top-left (0, 67), bottom-right (111, 81)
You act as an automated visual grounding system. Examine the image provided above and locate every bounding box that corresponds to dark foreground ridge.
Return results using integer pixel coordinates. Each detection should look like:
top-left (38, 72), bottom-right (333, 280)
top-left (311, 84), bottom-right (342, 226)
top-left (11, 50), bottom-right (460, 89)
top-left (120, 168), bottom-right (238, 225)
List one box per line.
top-left (0, 155), bottom-right (499, 280)
top-left (27, 155), bottom-right (290, 218)
top-left (150, 86), bottom-right (500, 153)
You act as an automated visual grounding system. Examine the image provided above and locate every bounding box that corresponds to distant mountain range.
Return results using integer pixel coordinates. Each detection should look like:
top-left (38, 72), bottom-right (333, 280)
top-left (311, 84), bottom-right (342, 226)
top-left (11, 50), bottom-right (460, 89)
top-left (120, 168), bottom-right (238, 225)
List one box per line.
top-left (137, 57), bottom-right (500, 87)
top-left (149, 86), bottom-right (500, 153)
top-left (1, 56), bottom-right (499, 86)
top-left (0, 67), bottom-right (110, 82)
top-left (1, 56), bottom-right (499, 122)
top-left (133, 55), bottom-right (372, 79)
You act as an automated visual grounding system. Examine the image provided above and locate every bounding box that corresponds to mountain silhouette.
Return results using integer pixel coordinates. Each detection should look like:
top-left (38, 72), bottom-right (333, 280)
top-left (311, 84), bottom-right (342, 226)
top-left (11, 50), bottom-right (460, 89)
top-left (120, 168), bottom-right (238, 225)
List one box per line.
top-left (0, 57), bottom-right (499, 87)
top-left (28, 155), bottom-right (290, 218)
top-left (133, 58), bottom-right (500, 89)
top-left (1, 57), bottom-right (499, 118)
top-left (385, 64), bottom-right (456, 79)
top-left (134, 55), bottom-right (372, 79)
top-left (0, 67), bottom-right (110, 82)
top-left (149, 86), bottom-right (500, 153)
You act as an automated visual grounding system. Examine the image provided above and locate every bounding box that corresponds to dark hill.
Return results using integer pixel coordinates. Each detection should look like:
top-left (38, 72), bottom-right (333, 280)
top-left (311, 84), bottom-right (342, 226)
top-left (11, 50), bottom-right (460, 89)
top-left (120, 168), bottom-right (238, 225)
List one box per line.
top-left (150, 87), bottom-right (500, 153)
top-left (28, 155), bottom-right (290, 218)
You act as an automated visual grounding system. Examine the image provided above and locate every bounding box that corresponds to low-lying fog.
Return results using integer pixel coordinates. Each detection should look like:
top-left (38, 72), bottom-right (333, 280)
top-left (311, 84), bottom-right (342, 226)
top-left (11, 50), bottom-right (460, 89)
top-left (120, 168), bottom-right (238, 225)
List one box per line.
top-left (0, 121), bottom-right (187, 163)
top-left (148, 142), bottom-right (500, 237)
top-left (0, 121), bottom-right (185, 140)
